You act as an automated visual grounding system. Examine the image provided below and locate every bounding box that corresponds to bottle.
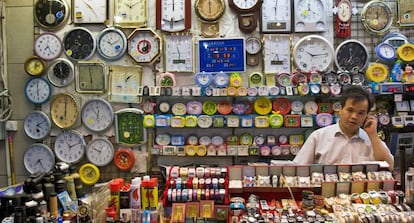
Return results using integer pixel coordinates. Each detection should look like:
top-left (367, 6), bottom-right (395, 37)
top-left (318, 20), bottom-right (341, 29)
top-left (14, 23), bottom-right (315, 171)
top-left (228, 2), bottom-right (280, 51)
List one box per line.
top-left (49, 192), bottom-right (59, 218)
top-left (70, 166), bottom-right (83, 198)
top-left (109, 180), bottom-right (121, 218)
top-left (63, 174), bottom-right (77, 201)
top-left (130, 177), bottom-right (141, 223)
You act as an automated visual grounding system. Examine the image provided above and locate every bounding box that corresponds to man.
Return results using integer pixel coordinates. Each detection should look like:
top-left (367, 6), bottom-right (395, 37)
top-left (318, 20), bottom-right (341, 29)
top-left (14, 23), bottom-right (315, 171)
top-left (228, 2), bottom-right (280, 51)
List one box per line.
top-left (293, 85), bottom-right (394, 169)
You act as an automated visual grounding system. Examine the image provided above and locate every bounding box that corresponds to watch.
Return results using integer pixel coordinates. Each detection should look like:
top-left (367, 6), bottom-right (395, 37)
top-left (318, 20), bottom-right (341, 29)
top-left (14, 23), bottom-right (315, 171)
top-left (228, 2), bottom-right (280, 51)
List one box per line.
top-left (114, 0), bottom-right (147, 28)
top-left (47, 58), bottom-right (74, 87)
top-left (24, 56), bottom-right (47, 76)
top-left (397, 43), bottom-right (414, 62)
top-left (263, 34), bottom-right (291, 74)
top-left (397, 0), bottom-right (414, 27)
top-left (334, 0), bottom-right (353, 38)
top-left (63, 27), bottom-right (96, 61)
top-left (24, 111), bottom-right (52, 141)
top-left (115, 108), bottom-right (145, 146)
top-left (127, 28), bottom-right (162, 64)
top-left (108, 65), bottom-right (143, 103)
top-left (81, 98), bottom-right (114, 133)
top-left (194, 0), bottom-right (226, 37)
top-left (253, 97), bottom-right (272, 115)
top-left (248, 72), bottom-right (264, 87)
top-left (335, 40), bottom-right (369, 72)
top-left (156, 0), bottom-right (191, 32)
top-left (293, 35), bottom-right (334, 72)
top-left (34, 0), bottom-right (70, 31)
top-left (24, 77), bottom-right (52, 105)
top-left (213, 72), bottom-right (229, 88)
top-left (245, 36), bottom-right (262, 66)
top-left (261, 0), bottom-right (292, 33)
top-left (79, 163), bottom-right (100, 185)
top-left (375, 42), bottom-right (396, 62)
top-left (114, 148), bottom-right (135, 170)
top-left (360, 0), bottom-right (393, 35)
top-left (164, 33), bottom-right (194, 73)
top-left (202, 100), bottom-right (218, 115)
top-left (365, 62), bottom-right (389, 83)
top-left (24, 143), bottom-right (55, 174)
top-left (50, 93), bottom-right (80, 129)
top-left (34, 32), bottom-right (63, 61)
top-left (75, 62), bottom-right (107, 93)
top-left (86, 138), bottom-right (115, 167)
top-left (72, 0), bottom-right (108, 24)
top-left (294, 0), bottom-right (327, 32)
top-left (54, 130), bottom-right (86, 163)
top-left (96, 27), bottom-right (127, 61)
top-left (228, 0), bottom-right (262, 33)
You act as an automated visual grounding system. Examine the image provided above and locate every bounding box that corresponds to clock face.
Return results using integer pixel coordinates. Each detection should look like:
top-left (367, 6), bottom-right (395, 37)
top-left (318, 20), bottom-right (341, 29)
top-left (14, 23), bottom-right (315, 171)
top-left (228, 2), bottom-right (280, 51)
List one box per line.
top-left (108, 65), bottom-right (143, 103)
top-left (127, 28), bottom-right (161, 64)
top-left (172, 103), bottom-right (187, 115)
top-left (97, 27), bottom-right (127, 61)
top-left (34, 33), bottom-right (63, 61)
top-left (294, 0), bottom-right (326, 32)
top-left (54, 131), bottom-right (86, 163)
top-left (375, 43), bottom-right (396, 62)
top-left (79, 163), bottom-right (100, 185)
top-left (335, 40), bottom-right (369, 72)
top-left (156, 0), bottom-right (191, 32)
top-left (361, 1), bottom-right (393, 35)
top-left (214, 72), bottom-right (229, 88)
top-left (81, 98), bottom-right (114, 133)
top-left (47, 58), bottom-right (74, 87)
top-left (164, 33), bottom-right (194, 72)
top-left (263, 34), bottom-right (291, 74)
top-left (86, 138), bottom-right (114, 166)
top-left (261, 0), bottom-right (292, 32)
top-left (75, 62), bottom-right (107, 93)
top-left (293, 35), bottom-right (334, 72)
top-left (114, 0), bottom-right (147, 28)
top-left (24, 111), bottom-right (52, 140)
top-left (194, 72), bottom-right (213, 87)
top-left (24, 56), bottom-right (47, 76)
top-left (24, 77), bottom-right (52, 105)
top-left (63, 27), bottom-right (96, 61)
top-left (397, 0), bottom-right (414, 27)
top-left (337, 0), bottom-right (352, 22)
top-left (24, 143), bottom-right (55, 174)
top-left (254, 97), bottom-right (272, 115)
top-left (115, 108), bottom-right (145, 146)
top-left (194, 0), bottom-right (226, 21)
top-left (187, 101), bottom-right (203, 115)
top-left (34, 0), bottom-right (69, 31)
top-left (72, 0), bottom-right (108, 24)
top-left (50, 93), bottom-right (80, 129)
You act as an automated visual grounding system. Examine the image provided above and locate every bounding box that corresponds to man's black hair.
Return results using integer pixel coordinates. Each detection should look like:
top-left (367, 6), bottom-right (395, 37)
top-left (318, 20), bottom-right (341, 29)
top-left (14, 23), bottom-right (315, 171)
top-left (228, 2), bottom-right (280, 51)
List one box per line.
top-left (340, 85), bottom-right (374, 111)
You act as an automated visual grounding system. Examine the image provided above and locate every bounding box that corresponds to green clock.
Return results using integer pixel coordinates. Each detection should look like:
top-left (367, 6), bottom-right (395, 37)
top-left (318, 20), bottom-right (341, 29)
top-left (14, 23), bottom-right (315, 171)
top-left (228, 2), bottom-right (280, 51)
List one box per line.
top-left (75, 62), bottom-right (107, 93)
top-left (115, 108), bottom-right (146, 146)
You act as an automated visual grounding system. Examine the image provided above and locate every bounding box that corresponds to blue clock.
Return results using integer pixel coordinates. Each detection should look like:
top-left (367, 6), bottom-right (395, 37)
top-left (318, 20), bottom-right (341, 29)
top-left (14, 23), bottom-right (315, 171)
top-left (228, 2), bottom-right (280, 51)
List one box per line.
top-left (194, 72), bottom-right (213, 87)
top-left (375, 42), bottom-right (396, 62)
top-left (213, 72), bottom-right (229, 88)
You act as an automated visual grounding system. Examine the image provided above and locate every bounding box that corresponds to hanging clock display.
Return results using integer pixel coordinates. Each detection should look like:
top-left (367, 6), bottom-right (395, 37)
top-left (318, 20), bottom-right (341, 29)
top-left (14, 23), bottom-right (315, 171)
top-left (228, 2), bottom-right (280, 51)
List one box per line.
top-left (34, 0), bottom-right (70, 31)
top-left (375, 42), bottom-right (396, 62)
top-left (127, 28), bottom-right (162, 64)
top-left (34, 32), bottom-right (63, 61)
top-left (194, 0), bottom-right (226, 37)
top-left (24, 143), bottom-right (55, 174)
top-left (114, 0), bottom-right (147, 28)
top-left (397, 0), bottom-right (414, 27)
top-left (96, 27), bottom-right (127, 61)
top-left (115, 108), bottom-right (145, 146)
top-left (334, 0), bottom-right (353, 38)
top-left (245, 36), bottom-right (262, 66)
top-left (75, 62), bottom-right (107, 93)
top-left (24, 111), bottom-right (52, 141)
top-left (108, 65), bottom-right (143, 104)
top-left (294, 0), bottom-right (327, 32)
top-left (263, 34), bottom-right (291, 74)
top-left (63, 27), bottom-right (96, 61)
top-left (24, 56), bottom-right (47, 76)
top-left (81, 98), bottom-right (114, 133)
top-left (293, 35), bottom-right (334, 72)
top-left (50, 93), bottom-right (80, 129)
top-left (335, 40), bottom-right (370, 72)
top-left (54, 130), bottom-right (86, 163)
top-left (156, 0), bottom-right (191, 32)
top-left (47, 58), bottom-right (74, 88)
top-left (228, 0), bottom-right (262, 33)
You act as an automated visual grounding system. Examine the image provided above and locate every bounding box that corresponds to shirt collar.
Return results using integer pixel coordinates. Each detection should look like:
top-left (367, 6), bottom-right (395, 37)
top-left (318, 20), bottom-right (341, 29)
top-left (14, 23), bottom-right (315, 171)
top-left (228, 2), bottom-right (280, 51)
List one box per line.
top-left (334, 122), bottom-right (364, 140)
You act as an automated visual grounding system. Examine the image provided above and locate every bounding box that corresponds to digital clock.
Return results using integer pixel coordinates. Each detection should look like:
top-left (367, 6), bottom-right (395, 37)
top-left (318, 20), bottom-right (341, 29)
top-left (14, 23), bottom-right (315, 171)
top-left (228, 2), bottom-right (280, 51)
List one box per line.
top-left (198, 38), bottom-right (245, 73)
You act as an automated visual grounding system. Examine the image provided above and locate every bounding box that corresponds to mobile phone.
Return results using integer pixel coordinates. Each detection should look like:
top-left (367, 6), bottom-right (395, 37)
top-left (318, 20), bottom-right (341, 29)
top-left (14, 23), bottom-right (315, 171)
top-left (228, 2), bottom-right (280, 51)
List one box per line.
top-left (363, 118), bottom-right (372, 129)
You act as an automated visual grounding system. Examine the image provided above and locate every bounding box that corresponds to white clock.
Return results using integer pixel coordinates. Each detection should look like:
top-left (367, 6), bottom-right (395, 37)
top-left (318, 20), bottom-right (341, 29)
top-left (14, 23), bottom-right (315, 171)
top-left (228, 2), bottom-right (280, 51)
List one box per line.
top-left (54, 130), bottom-right (86, 164)
top-left (24, 143), bottom-right (55, 174)
top-left (114, 0), bottom-right (147, 28)
top-left (127, 28), bottom-right (162, 64)
top-left (293, 35), bottom-right (334, 72)
top-left (47, 58), bottom-right (75, 87)
top-left (294, 0), bottom-right (327, 32)
top-left (164, 33), bottom-right (194, 72)
top-left (96, 27), bottom-right (127, 61)
top-left (86, 138), bottom-right (114, 167)
top-left (81, 98), bottom-right (114, 133)
top-left (34, 32), bottom-right (63, 61)
top-left (24, 111), bottom-right (52, 141)
top-left (262, 34), bottom-right (291, 74)
top-left (72, 0), bottom-right (108, 24)
top-left (261, 0), bottom-right (292, 32)
top-left (156, 0), bottom-right (191, 32)
top-left (24, 77), bottom-right (52, 105)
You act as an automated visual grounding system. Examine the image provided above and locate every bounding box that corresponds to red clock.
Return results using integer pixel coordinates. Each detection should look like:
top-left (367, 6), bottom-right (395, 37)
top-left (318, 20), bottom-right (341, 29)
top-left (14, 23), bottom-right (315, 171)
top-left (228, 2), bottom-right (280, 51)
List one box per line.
top-left (335, 0), bottom-right (353, 37)
top-left (273, 98), bottom-right (291, 115)
top-left (155, 0), bottom-right (191, 32)
top-left (114, 148), bottom-right (135, 171)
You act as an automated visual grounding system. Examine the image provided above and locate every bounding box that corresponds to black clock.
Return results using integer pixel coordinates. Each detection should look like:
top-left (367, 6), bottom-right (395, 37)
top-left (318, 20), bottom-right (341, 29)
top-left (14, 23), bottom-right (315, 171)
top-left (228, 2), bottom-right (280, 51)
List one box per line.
top-left (335, 40), bottom-right (369, 72)
top-left (63, 27), bottom-right (96, 61)
top-left (34, 0), bottom-right (69, 31)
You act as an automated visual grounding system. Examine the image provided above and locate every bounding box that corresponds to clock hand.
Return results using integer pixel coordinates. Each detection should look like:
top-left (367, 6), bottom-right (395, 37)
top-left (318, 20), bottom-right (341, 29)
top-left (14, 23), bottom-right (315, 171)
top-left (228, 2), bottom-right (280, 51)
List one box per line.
top-left (172, 0), bottom-right (175, 11)
top-left (89, 67), bottom-right (93, 85)
top-left (209, 0), bottom-right (212, 15)
top-left (64, 97), bottom-right (67, 118)
top-left (274, 0), bottom-right (278, 16)
top-left (176, 45), bottom-right (181, 59)
top-left (81, 0), bottom-right (97, 17)
top-left (38, 159), bottom-right (46, 170)
top-left (170, 17), bottom-right (174, 29)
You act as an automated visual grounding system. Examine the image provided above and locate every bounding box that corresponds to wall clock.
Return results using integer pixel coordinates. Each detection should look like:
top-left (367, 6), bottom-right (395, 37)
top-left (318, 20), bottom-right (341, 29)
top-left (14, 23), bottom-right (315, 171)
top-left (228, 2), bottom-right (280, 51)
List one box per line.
top-left (360, 0), bottom-right (393, 35)
top-left (127, 28), bottom-right (162, 64)
top-left (24, 111), bottom-right (52, 141)
top-left (47, 58), bottom-right (74, 88)
top-left (334, 0), bottom-right (353, 38)
top-left (365, 62), bottom-right (389, 83)
top-left (194, 72), bottom-right (213, 88)
top-left (228, 0), bottom-right (262, 33)
top-left (24, 143), bottom-right (55, 174)
top-left (293, 35), bottom-right (334, 72)
top-left (24, 56), bottom-right (47, 76)
top-left (375, 42), bottom-right (396, 62)
top-left (397, 43), bottom-right (414, 62)
top-left (115, 108), bottom-right (145, 146)
top-left (248, 72), bottom-right (264, 87)
top-left (397, 0), bottom-right (414, 27)
top-left (253, 97), bottom-right (272, 115)
top-left (34, 0), bottom-right (69, 31)
top-left (261, 0), bottom-right (292, 33)
top-left (335, 40), bottom-right (369, 72)
top-left (114, 148), bottom-right (135, 170)
top-left (194, 0), bottom-right (226, 37)
top-left (54, 130), bottom-right (86, 163)
top-left (50, 93), bottom-right (80, 129)
top-left (108, 65), bottom-right (143, 103)
top-left (75, 62), bottom-right (107, 94)
top-left (81, 98), bottom-right (114, 133)
top-left (34, 32), bottom-right (63, 61)
top-left (164, 33), bottom-right (194, 73)
top-left (63, 27), bottom-right (96, 61)
top-left (213, 72), bottom-right (229, 88)
top-left (294, 0), bottom-right (327, 32)
top-left (262, 34), bottom-right (291, 74)
top-left (79, 163), bottom-right (100, 185)
top-left (156, 0), bottom-right (191, 32)
top-left (24, 77), bottom-right (52, 105)
top-left (96, 27), bottom-right (127, 61)
top-left (86, 138), bottom-right (114, 167)
top-left (72, 0), bottom-right (108, 24)
top-left (114, 0), bottom-right (147, 28)
top-left (245, 36), bottom-right (261, 66)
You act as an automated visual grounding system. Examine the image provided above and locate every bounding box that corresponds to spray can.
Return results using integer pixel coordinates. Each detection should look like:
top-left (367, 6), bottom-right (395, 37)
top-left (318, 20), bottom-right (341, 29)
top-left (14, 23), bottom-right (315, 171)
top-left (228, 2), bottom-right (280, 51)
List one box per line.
top-left (110, 180), bottom-right (121, 218)
top-left (130, 177), bottom-right (141, 223)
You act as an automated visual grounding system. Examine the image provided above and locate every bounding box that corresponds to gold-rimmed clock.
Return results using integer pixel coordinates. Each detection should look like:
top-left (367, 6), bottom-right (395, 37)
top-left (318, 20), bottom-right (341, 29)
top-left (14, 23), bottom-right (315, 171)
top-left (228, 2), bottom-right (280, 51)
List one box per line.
top-left (397, 0), bottom-right (414, 27)
top-left (163, 32), bottom-right (194, 72)
top-left (114, 0), bottom-right (147, 28)
top-left (194, 0), bottom-right (226, 37)
top-left (229, 0), bottom-right (262, 33)
top-left (127, 28), bottom-right (162, 64)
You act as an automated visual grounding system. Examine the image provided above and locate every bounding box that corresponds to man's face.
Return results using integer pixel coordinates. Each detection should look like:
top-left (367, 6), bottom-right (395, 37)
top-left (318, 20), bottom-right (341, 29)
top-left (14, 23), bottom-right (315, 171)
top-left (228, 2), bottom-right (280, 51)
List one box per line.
top-left (339, 98), bottom-right (369, 134)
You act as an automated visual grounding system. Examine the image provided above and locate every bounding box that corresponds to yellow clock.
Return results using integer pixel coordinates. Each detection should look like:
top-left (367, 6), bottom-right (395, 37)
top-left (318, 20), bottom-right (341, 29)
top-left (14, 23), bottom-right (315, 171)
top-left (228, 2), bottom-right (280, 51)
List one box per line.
top-left (254, 97), bottom-right (272, 115)
top-left (143, 115), bottom-right (155, 128)
top-left (365, 63), bottom-right (389, 83)
top-left (50, 93), bottom-right (80, 129)
top-left (79, 163), bottom-right (100, 185)
top-left (24, 56), bottom-right (46, 76)
top-left (194, 0), bottom-right (226, 37)
top-left (230, 72), bottom-right (242, 88)
top-left (397, 43), bottom-right (414, 61)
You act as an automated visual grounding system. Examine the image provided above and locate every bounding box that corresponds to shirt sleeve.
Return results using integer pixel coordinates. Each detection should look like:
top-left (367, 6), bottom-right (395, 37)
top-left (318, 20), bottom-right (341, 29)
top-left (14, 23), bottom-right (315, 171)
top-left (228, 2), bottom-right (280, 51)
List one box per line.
top-left (292, 133), bottom-right (317, 164)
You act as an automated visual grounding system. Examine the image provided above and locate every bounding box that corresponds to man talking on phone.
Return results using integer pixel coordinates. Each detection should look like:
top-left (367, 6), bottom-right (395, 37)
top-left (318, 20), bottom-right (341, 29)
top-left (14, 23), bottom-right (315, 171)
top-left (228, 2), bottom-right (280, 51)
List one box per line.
top-left (293, 85), bottom-right (394, 169)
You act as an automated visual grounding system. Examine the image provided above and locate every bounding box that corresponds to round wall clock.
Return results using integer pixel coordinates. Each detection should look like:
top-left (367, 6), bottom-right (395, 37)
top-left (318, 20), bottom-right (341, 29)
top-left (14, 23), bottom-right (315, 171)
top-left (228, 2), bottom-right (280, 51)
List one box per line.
top-left (156, 0), bottom-right (192, 32)
top-left (114, 148), bottom-right (135, 170)
top-left (375, 42), bottom-right (396, 62)
top-left (24, 111), bottom-right (52, 141)
top-left (293, 35), bottom-right (334, 72)
top-left (194, 0), bottom-right (226, 37)
top-left (34, 0), bottom-right (69, 31)
top-left (24, 56), bottom-right (47, 76)
top-left (96, 27), bottom-right (127, 61)
top-left (47, 58), bottom-right (74, 88)
top-left (360, 0), bottom-right (393, 35)
top-left (34, 32), bottom-right (63, 61)
top-left (254, 97), bottom-right (272, 115)
top-left (127, 28), bottom-right (162, 64)
top-left (335, 40), bottom-right (369, 72)
top-left (115, 108), bottom-right (145, 146)
top-left (54, 130), bottom-right (86, 163)
top-left (24, 77), bottom-right (52, 105)
top-left (24, 143), bottom-right (55, 174)
top-left (63, 27), bottom-right (96, 61)
top-left (79, 163), bottom-right (100, 185)
top-left (50, 93), bottom-right (80, 129)
top-left (81, 98), bottom-right (114, 133)
top-left (86, 138), bottom-right (114, 167)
